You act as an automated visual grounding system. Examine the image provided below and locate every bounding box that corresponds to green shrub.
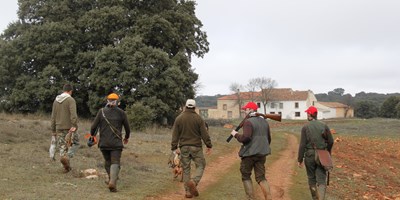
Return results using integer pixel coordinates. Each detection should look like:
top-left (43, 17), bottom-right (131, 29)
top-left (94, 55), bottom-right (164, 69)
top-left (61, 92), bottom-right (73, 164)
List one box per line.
top-left (126, 101), bottom-right (155, 131)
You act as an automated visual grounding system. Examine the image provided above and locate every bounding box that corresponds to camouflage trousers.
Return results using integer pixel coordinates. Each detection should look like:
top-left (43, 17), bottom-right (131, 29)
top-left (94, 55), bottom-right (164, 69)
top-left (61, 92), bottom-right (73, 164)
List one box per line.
top-left (57, 130), bottom-right (80, 158)
top-left (180, 146), bottom-right (206, 191)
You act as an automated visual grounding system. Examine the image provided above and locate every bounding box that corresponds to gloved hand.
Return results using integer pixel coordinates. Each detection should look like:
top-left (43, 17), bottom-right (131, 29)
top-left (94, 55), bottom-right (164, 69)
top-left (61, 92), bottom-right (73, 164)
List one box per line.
top-left (230, 130), bottom-right (238, 137)
top-left (87, 136), bottom-right (95, 147)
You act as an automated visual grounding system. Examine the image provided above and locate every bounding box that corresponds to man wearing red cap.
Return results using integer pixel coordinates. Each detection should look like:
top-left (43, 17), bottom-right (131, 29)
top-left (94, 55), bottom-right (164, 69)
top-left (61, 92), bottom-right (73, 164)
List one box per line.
top-left (230, 102), bottom-right (272, 200)
top-left (297, 106), bottom-right (334, 200)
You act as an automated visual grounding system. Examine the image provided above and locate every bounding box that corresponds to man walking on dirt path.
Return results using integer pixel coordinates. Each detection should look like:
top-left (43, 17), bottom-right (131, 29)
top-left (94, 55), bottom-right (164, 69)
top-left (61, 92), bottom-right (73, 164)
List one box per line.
top-left (171, 99), bottom-right (212, 198)
top-left (297, 106), bottom-right (334, 200)
top-left (89, 93), bottom-right (130, 192)
top-left (230, 102), bottom-right (272, 200)
top-left (51, 83), bottom-right (79, 173)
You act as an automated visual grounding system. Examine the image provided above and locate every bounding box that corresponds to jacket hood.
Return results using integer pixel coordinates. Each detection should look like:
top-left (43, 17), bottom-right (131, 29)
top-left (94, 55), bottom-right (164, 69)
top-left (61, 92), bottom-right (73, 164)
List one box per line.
top-left (55, 93), bottom-right (71, 103)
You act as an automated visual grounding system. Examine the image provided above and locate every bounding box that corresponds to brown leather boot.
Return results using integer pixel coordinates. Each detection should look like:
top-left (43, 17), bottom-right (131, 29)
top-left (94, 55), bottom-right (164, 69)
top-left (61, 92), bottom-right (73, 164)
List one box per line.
top-left (60, 156), bottom-right (71, 173)
top-left (187, 180), bottom-right (199, 196)
top-left (185, 190), bottom-right (193, 198)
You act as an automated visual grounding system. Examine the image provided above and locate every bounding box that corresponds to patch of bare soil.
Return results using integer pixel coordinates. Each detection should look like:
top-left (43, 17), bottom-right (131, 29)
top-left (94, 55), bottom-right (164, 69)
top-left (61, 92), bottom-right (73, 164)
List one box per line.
top-left (330, 136), bottom-right (400, 199)
top-left (145, 147), bottom-right (240, 200)
top-left (148, 134), bottom-right (298, 200)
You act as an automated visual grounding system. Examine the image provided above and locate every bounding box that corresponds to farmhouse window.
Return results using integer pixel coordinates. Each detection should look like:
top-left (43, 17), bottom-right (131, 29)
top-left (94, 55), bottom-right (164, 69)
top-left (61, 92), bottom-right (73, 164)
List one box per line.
top-left (295, 102), bottom-right (299, 108)
top-left (295, 112), bottom-right (300, 117)
top-left (228, 111), bottom-right (233, 119)
top-left (200, 109), bottom-right (208, 119)
top-left (223, 104), bottom-right (227, 110)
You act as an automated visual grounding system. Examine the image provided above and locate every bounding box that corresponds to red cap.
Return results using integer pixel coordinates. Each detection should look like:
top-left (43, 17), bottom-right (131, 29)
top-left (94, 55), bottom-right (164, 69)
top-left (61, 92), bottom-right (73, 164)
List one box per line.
top-left (242, 102), bottom-right (258, 111)
top-left (305, 106), bottom-right (318, 114)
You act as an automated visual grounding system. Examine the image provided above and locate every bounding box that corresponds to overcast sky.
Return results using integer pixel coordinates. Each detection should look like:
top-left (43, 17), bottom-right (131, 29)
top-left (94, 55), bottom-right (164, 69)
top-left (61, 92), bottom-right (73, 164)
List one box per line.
top-left (2, 1), bottom-right (399, 96)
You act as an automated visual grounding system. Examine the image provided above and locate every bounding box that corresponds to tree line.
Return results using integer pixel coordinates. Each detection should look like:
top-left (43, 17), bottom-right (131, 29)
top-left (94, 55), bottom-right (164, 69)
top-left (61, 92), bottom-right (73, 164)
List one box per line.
top-left (0, 0), bottom-right (209, 129)
top-left (315, 88), bottom-right (400, 119)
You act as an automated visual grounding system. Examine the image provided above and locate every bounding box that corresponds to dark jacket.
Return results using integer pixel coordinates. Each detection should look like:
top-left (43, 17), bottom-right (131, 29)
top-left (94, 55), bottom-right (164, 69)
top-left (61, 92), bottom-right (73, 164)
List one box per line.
top-left (297, 120), bottom-right (334, 163)
top-left (90, 106), bottom-right (130, 150)
top-left (171, 108), bottom-right (212, 151)
top-left (235, 116), bottom-right (271, 157)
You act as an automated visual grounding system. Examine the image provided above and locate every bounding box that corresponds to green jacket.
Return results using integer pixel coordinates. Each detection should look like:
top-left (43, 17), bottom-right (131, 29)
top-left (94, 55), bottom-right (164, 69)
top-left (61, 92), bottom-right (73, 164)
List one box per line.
top-left (51, 93), bottom-right (78, 132)
top-left (297, 120), bottom-right (334, 163)
top-left (171, 108), bottom-right (212, 151)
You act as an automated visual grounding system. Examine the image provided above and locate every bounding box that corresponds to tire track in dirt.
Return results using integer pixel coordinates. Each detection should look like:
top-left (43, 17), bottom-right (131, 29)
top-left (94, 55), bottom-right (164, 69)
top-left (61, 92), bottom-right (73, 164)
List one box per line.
top-left (262, 133), bottom-right (298, 200)
top-left (147, 133), bottom-right (298, 200)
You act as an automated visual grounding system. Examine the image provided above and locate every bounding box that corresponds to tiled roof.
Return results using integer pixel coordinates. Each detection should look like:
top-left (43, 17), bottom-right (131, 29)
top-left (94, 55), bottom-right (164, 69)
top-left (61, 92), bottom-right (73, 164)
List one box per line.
top-left (318, 102), bottom-right (349, 108)
top-left (218, 88), bottom-right (310, 101)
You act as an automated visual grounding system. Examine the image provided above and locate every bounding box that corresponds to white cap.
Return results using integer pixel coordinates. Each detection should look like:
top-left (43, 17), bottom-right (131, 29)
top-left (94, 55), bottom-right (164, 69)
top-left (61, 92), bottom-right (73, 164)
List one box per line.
top-left (185, 99), bottom-right (196, 108)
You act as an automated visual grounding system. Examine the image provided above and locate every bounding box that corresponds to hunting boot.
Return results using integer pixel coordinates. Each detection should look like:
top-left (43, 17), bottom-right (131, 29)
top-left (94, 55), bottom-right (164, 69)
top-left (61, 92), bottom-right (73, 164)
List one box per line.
top-left (259, 180), bottom-right (271, 200)
top-left (104, 164), bottom-right (111, 185)
top-left (309, 185), bottom-right (318, 200)
top-left (317, 185), bottom-right (326, 200)
top-left (108, 164), bottom-right (120, 192)
top-left (242, 180), bottom-right (254, 200)
top-left (60, 156), bottom-right (71, 173)
top-left (187, 180), bottom-right (199, 196)
top-left (185, 190), bottom-right (193, 198)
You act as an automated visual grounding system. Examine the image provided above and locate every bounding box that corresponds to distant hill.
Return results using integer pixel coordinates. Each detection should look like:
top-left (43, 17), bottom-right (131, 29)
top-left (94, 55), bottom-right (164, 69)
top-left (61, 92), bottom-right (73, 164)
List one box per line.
top-left (195, 95), bottom-right (225, 107)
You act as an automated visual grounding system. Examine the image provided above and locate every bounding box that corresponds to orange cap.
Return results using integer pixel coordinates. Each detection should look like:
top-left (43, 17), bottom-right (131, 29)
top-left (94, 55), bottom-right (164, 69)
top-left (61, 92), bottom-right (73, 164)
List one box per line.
top-left (107, 93), bottom-right (119, 100)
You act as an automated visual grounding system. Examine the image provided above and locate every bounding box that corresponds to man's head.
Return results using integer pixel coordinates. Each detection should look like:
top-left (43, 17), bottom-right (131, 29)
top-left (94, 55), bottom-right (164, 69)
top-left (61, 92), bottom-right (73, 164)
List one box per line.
top-left (63, 84), bottom-right (73, 92)
top-left (241, 102), bottom-right (258, 112)
top-left (305, 106), bottom-right (318, 119)
top-left (185, 99), bottom-right (196, 109)
top-left (107, 93), bottom-right (119, 107)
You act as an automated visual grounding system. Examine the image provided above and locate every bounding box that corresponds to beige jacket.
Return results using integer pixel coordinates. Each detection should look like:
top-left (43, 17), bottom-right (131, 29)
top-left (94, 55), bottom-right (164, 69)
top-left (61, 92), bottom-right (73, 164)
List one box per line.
top-left (51, 93), bottom-right (78, 132)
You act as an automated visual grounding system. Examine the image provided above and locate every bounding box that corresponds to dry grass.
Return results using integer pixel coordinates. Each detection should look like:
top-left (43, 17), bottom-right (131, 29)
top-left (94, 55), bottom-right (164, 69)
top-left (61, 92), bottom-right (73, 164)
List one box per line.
top-left (0, 115), bottom-right (238, 199)
top-left (1, 115), bottom-right (399, 199)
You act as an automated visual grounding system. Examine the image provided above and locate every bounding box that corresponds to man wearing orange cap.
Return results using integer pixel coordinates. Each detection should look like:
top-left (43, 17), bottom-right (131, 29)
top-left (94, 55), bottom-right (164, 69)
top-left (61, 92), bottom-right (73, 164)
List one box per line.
top-left (297, 106), bottom-right (334, 200)
top-left (230, 102), bottom-right (272, 200)
top-left (89, 93), bottom-right (130, 192)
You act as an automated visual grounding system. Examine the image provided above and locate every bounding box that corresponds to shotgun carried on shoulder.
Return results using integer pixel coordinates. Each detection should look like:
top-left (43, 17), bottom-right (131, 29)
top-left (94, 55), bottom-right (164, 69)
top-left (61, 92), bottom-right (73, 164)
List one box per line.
top-left (226, 112), bottom-right (281, 143)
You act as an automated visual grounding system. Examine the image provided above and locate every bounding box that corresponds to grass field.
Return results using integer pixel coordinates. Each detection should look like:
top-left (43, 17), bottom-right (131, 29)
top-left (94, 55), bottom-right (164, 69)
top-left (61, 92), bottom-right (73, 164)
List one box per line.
top-left (0, 113), bottom-right (399, 199)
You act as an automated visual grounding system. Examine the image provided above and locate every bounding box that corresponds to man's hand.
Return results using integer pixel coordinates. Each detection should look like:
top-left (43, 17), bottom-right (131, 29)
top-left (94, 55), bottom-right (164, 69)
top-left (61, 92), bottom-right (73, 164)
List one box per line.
top-left (123, 138), bottom-right (129, 144)
top-left (297, 162), bottom-right (303, 168)
top-left (206, 148), bottom-right (212, 155)
top-left (173, 149), bottom-right (181, 155)
top-left (230, 130), bottom-right (238, 137)
top-left (87, 136), bottom-right (95, 147)
top-left (69, 127), bottom-right (77, 132)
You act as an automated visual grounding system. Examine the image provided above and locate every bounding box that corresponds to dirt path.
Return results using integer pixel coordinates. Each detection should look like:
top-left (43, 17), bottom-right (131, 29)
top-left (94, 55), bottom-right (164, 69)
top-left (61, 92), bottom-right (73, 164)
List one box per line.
top-left (147, 133), bottom-right (298, 200)
top-left (262, 133), bottom-right (298, 200)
